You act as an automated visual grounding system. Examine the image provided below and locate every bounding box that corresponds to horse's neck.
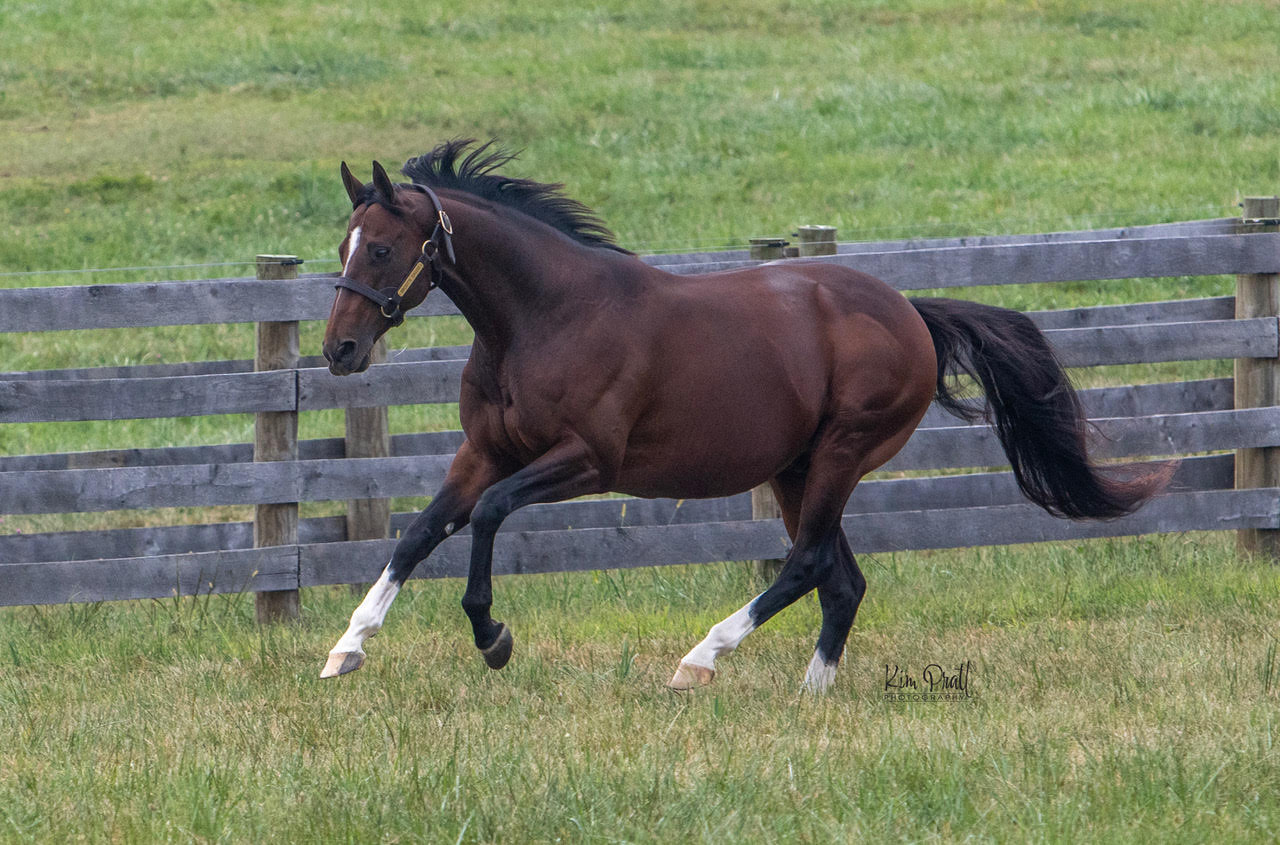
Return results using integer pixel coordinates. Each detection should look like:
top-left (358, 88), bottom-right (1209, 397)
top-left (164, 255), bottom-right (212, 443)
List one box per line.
top-left (439, 203), bottom-right (590, 352)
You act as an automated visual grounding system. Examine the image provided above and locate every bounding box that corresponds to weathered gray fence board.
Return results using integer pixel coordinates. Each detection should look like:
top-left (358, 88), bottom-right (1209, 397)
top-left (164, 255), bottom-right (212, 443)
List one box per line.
top-left (660, 234), bottom-right (1280, 284)
top-left (829, 218), bottom-right (1241, 256)
top-left (856, 455), bottom-right (1230, 514)
top-left (1, 455), bottom-right (1232, 565)
top-left (0, 370), bottom-right (297, 424)
top-left (0, 276), bottom-right (463, 333)
top-left (0, 276), bottom-right (330, 333)
top-left (2, 377), bottom-right (1233, 474)
top-left (4, 233), bottom-right (1274, 333)
top-left (866, 234), bottom-right (1280, 289)
top-left (884, 406), bottom-right (1280, 471)
top-left (0, 221), bottom-right (1238, 339)
top-left (1048, 318), bottom-right (1277, 368)
top-left (5, 408), bottom-right (1271, 514)
top-left (1, 358), bottom-right (262, 382)
top-left (1027, 296), bottom-right (1235, 330)
top-left (1098, 408), bottom-right (1280, 459)
top-left (0, 455), bottom-right (453, 515)
top-left (0, 443), bottom-right (253, 473)
top-left (0, 295), bottom-right (1238, 389)
top-left (298, 360), bottom-right (468, 410)
top-left (0, 429), bottom-right (465, 473)
top-left (918, 378), bottom-right (1233, 429)
top-left (639, 219), bottom-right (1240, 270)
top-left (0, 546), bottom-right (298, 607)
top-left (845, 486), bottom-right (1278, 553)
top-left (9, 486), bottom-right (1266, 606)
top-left (0, 495), bottom-right (753, 564)
top-left (1, 296), bottom-right (1232, 388)
top-left (0, 521), bottom-right (260, 565)
top-left (3, 317), bottom-right (1264, 423)
top-left (0, 344), bottom-right (471, 383)
top-left (299, 487), bottom-right (1279, 587)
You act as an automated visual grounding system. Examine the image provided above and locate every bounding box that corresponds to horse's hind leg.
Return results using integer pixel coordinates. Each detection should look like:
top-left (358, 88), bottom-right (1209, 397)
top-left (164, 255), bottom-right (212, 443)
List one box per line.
top-left (807, 531), bottom-right (866, 692)
top-left (669, 439), bottom-right (879, 693)
top-left (669, 525), bottom-right (847, 690)
top-left (667, 470), bottom-right (804, 689)
top-left (669, 465), bottom-right (858, 691)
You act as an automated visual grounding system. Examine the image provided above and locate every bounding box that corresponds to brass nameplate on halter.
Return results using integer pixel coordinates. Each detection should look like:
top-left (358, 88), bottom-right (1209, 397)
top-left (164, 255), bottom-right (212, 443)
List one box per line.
top-left (397, 254), bottom-right (428, 297)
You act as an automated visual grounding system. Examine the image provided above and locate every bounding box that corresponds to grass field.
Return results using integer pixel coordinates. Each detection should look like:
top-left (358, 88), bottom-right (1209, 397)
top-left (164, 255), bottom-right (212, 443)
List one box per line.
top-left (2, 539), bottom-right (1278, 841)
top-left (3, 0), bottom-right (1280, 841)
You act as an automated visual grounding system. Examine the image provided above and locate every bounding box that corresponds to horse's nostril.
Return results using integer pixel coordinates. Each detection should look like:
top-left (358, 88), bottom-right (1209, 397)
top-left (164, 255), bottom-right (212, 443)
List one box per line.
top-left (335, 340), bottom-right (357, 361)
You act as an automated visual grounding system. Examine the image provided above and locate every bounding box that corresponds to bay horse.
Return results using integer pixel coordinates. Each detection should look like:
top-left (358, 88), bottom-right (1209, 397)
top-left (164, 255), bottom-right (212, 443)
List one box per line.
top-left (319, 140), bottom-right (1169, 692)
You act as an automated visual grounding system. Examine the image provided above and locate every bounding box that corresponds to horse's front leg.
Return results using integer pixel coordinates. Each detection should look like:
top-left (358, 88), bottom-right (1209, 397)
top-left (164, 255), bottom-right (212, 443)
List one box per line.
top-left (321, 442), bottom-right (504, 678)
top-left (461, 439), bottom-right (603, 669)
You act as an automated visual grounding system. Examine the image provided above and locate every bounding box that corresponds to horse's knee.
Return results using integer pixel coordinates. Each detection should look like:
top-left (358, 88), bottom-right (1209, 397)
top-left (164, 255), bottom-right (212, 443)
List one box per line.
top-left (387, 528), bottom-right (436, 580)
top-left (468, 491), bottom-right (510, 536)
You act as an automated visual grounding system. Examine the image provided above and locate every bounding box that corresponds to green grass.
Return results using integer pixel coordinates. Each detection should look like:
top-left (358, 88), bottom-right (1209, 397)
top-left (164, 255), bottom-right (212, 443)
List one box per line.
top-left (2, 536), bottom-right (1278, 842)
top-left (4, 0), bottom-right (1280, 840)
top-left (2, 0), bottom-right (1272, 459)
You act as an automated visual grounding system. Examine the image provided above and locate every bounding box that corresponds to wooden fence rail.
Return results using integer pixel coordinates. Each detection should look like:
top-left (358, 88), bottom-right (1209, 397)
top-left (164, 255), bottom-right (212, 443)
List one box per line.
top-left (5, 405), bottom-right (1279, 517)
top-left (2, 211), bottom-right (1278, 609)
top-left (3, 234), bottom-right (1276, 332)
top-left (0, 316), bottom-right (1271, 424)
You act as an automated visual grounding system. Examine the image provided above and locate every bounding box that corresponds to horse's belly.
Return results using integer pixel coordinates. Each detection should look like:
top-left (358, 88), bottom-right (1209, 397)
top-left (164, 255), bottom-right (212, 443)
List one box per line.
top-left (613, 406), bottom-right (812, 499)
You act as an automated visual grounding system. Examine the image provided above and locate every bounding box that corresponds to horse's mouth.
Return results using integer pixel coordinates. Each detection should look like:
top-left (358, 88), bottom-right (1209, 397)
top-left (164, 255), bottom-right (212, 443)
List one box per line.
top-left (327, 354), bottom-right (371, 376)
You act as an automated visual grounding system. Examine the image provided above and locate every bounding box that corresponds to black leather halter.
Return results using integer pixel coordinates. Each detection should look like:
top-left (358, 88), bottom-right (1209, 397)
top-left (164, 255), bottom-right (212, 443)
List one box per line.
top-left (333, 185), bottom-right (456, 327)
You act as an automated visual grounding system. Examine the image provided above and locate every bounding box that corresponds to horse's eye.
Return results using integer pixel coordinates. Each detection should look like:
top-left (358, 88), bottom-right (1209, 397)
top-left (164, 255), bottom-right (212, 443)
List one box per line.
top-left (372, 246), bottom-right (390, 260)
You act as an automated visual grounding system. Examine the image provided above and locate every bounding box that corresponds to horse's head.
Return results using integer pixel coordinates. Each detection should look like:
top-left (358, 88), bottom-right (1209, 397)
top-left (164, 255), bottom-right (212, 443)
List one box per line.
top-left (322, 161), bottom-right (448, 375)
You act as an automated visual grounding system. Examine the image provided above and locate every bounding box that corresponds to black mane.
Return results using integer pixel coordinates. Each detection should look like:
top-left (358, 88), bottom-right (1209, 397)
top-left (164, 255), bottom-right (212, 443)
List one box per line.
top-left (398, 139), bottom-right (630, 254)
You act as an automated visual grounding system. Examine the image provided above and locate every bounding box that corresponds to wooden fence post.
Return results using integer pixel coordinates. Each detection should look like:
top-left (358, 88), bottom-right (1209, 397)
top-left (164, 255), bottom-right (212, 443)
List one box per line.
top-left (346, 338), bottom-right (391, 592)
top-left (796, 225), bottom-right (838, 257)
top-left (749, 237), bottom-right (787, 261)
top-left (1235, 197), bottom-right (1280, 559)
top-left (254, 254), bottom-right (301, 621)
top-left (751, 484), bottom-right (784, 584)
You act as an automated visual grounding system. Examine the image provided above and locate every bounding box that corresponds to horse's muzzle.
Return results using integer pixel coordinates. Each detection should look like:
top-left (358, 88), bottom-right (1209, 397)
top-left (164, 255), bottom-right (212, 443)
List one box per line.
top-left (323, 339), bottom-right (371, 376)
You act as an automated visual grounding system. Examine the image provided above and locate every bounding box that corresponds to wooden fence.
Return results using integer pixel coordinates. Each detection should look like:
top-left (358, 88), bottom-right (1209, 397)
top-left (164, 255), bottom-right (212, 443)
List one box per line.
top-left (2, 202), bottom-right (1279, 610)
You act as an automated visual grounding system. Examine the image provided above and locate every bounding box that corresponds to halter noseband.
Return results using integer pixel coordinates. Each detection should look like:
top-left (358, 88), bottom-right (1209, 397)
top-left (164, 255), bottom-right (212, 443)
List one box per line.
top-left (333, 185), bottom-right (456, 327)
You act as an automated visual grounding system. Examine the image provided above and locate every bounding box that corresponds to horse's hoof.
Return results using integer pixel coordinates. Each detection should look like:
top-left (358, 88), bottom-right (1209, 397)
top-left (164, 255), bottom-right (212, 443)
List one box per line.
top-left (480, 624), bottom-right (514, 670)
top-left (320, 651), bottom-right (365, 678)
top-left (667, 661), bottom-right (715, 690)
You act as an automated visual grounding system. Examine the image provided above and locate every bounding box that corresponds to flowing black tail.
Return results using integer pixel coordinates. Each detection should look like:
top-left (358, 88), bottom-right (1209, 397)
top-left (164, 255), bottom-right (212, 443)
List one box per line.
top-left (910, 297), bottom-right (1172, 520)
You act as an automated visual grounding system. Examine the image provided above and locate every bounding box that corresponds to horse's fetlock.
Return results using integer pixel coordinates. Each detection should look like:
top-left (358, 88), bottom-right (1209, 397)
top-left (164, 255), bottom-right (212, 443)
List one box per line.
top-left (350, 609), bottom-right (382, 636)
top-left (460, 595), bottom-right (489, 617)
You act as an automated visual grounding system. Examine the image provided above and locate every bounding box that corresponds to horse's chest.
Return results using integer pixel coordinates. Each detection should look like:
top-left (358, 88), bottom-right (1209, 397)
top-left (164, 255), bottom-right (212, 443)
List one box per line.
top-left (461, 373), bottom-right (563, 465)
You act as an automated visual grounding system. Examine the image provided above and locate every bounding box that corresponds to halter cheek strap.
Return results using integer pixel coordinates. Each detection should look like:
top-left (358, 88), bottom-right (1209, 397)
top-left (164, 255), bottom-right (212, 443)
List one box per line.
top-left (333, 185), bottom-right (455, 327)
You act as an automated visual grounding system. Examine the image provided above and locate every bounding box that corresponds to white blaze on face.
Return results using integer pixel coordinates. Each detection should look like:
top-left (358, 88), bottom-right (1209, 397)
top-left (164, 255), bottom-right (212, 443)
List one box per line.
top-left (343, 226), bottom-right (363, 277)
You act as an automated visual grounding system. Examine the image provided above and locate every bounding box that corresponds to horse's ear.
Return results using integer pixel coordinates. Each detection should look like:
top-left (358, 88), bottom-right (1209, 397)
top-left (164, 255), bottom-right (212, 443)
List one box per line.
top-left (371, 160), bottom-right (398, 206)
top-left (340, 161), bottom-right (363, 208)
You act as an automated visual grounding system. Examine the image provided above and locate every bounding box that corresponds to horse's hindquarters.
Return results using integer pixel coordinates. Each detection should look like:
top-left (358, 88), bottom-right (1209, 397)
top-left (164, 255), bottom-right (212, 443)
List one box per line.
top-left (613, 266), bottom-right (935, 501)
